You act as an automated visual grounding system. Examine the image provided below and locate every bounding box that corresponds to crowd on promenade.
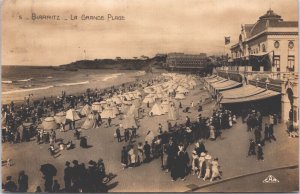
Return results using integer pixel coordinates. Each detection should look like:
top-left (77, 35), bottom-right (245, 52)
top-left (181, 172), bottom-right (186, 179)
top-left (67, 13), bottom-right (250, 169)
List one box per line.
top-left (116, 103), bottom-right (239, 182)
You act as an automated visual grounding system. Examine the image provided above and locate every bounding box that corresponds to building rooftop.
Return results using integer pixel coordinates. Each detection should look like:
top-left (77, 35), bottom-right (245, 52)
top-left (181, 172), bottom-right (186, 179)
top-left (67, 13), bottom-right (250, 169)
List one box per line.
top-left (244, 9), bottom-right (298, 39)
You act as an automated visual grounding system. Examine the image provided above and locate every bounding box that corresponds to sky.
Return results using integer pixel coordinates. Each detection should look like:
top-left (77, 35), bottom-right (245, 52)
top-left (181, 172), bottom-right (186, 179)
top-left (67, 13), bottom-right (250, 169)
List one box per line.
top-left (2, 0), bottom-right (298, 66)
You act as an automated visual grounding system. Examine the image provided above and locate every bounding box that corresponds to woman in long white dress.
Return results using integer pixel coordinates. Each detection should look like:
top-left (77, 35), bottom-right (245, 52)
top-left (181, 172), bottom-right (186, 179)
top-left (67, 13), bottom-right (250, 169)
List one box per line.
top-left (128, 146), bottom-right (136, 168)
top-left (209, 125), bottom-right (216, 140)
top-left (210, 158), bottom-right (221, 182)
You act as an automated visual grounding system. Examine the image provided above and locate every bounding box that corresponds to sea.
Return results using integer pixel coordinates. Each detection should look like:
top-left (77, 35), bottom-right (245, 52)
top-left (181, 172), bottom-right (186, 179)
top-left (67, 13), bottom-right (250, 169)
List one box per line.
top-left (1, 66), bottom-right (146, 105)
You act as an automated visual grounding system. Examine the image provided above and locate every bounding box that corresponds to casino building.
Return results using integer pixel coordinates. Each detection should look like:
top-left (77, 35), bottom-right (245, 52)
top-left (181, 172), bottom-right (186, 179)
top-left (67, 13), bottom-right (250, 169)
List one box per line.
top-left (214, 9), bottom-right (299, 128)
top-left (229, 9), bottom-right (298, 73)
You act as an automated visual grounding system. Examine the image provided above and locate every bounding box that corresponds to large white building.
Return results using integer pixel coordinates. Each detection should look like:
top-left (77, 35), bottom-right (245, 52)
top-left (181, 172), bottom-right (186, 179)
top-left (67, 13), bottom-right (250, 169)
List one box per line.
top-left (230, 9), bottom-right (298, 73)
top-left (216, 9), bottom-right (298, 127)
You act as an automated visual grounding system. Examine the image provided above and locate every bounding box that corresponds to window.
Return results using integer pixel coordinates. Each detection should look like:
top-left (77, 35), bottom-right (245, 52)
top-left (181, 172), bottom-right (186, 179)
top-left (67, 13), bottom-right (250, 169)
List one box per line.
top-left (274, 41), bottom-right (280, 48)
top-left (273, 55), bottom-right (280, 71)
top-left (287, 55), bottom-right (295, 71)
top-left (262, 44), bottom-right (266, 52)
top-left (288, 41), bottom-right (294, 49)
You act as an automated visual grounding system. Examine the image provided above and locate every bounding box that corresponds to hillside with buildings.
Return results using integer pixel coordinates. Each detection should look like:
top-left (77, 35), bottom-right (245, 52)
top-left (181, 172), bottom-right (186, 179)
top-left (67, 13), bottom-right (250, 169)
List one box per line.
top-left (57, 55), bottom-right (166, 71)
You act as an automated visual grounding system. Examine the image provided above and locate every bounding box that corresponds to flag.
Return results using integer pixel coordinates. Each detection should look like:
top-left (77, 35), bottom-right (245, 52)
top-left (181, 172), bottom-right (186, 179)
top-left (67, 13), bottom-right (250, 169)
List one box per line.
top-left (225, 36), bottom-right (230, 45)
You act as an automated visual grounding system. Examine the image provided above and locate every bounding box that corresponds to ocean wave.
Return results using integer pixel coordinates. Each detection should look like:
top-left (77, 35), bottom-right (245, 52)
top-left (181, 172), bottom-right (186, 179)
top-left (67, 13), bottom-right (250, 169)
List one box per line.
top-left (102, 73), bottom-right (124, 81)
top-left (2, 85), bottom-right (54, 94)
top-left (17, 78), bottom-right (33, 82)
top-left (2, 80), bottom-right (13, 84)
top-left (2, 81), bottom-right (89, 95)
top-left (56, 81), bottom-right (89, 87)
top-left (2, 78), bottom-right (33, 84)
top-left (136, 71), bottom-right (146, 75)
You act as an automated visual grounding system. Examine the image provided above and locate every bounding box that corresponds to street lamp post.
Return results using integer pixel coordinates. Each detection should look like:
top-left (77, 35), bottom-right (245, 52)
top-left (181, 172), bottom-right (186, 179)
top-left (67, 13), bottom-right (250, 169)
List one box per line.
top-left (265, 77), bottom-right (270, 90)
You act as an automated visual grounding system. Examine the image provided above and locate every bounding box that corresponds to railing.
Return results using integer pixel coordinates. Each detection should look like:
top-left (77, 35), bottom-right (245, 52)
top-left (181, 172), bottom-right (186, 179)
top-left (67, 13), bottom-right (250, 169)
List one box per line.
top-left (248, 80), bottom-right (282, 92)
top-left (216, 68), bottom-right (298, 81)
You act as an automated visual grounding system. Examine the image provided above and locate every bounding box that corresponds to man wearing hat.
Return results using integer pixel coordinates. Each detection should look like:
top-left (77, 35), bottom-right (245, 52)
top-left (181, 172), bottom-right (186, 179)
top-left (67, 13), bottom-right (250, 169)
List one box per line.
top-left (64, 161), bottom-right (72, 192)
top-left (72, 160), bottom-right (80, 190)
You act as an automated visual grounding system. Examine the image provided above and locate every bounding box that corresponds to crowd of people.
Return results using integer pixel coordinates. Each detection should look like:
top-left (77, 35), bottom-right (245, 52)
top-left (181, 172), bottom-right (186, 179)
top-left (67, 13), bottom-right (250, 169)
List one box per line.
top-left (116, 100), bottom-right (230, 182)
top-left (246, 109), bottom-right (281, 160)
top-left (2, 72), bottom-right (294, 192)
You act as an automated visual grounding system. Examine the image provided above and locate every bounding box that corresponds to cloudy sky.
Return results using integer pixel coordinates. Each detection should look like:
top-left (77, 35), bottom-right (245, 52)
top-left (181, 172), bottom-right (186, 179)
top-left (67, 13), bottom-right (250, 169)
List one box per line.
top-left (2, 0), bottom-right (298, 66)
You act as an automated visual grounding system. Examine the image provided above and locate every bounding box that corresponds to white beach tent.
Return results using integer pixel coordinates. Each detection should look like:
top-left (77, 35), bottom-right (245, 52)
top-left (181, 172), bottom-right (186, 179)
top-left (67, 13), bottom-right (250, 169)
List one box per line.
top-left (168, 106), bottom-right (179, 120)
top-left (176, 86), bottom-right (189, 94)
top-left (80, 104), bottom-right (92, 116)
top-left (111, 105), bottom-right (120, 116)
top-left (144, 87), bottom-right (154, 94)
top-left (111, 96), bottom-right (122, 104)
top-left (42, 117), bottom-right (58, 130)
top-left (149, 103), bottom-right (164, 116)
top-left (100, 107), bottom-right (116, 119)
top-left (175, 93), bottom-right (185, 100)
top-left (92, 102), bottom-right (103, 113)
top-left (121, 114), bottom-right (138, 129)
top-left (143, 95), bottom-right (155, 104)
top-left (66, 109), bottom-right (81, 121)
top-left (81, 113), bottom-right (97, 130)
top-left (161, 101), bottom-right (170, 113)
top-left (54, 111), bottom-right (66, 124)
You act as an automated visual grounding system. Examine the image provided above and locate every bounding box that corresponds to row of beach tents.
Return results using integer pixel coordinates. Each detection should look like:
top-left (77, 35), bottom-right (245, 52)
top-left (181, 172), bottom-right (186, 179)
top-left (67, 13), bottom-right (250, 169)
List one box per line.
top-left (39, 73), bottom-right (198, 131)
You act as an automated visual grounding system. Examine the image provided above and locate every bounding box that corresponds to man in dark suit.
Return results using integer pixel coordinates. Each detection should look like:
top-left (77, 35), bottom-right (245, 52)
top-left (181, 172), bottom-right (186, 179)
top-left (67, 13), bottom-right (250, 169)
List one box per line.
top-left (18, 171), bottom-right (28, 192)
top-left (4, 176), bottom-right (17, 192)
top-left (64, 161), bottom-right (72, 192)
top-left (143, 141), bottom-right (151, 162)
top-left (116, 128), bottom-right (121, 142)
top-left (268, 124), bottom-right (276, 141)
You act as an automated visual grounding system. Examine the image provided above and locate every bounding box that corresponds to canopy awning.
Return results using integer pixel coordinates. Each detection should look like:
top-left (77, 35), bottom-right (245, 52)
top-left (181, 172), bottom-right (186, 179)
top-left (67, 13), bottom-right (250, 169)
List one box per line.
top-left (220, 85), bottom-right (266, 99)
top-left (206, 77), bottom-right (227, 83)
top-left (221, 90), bottom-right (280, 104)
top-left (212, 80), bottom-right (242, 90)
top-left (205, 75), bottom-right (217, 79)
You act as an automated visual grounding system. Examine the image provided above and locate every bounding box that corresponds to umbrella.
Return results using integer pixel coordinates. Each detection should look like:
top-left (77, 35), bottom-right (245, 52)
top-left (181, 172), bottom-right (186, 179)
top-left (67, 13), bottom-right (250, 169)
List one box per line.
top-left (40, 163), bottom-right (57, 177)
top-left (22, 122), bottom-right (33, 128)
top-left (42, 117), bottom-right (58, 130)
top-left (66, 109), bottom-right (80, 121)
top-left (54, 111), bottom-right (66, 124)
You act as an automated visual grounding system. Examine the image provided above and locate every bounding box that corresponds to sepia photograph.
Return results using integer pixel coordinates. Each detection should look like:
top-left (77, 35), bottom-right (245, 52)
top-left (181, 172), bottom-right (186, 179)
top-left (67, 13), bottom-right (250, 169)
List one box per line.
top-left (1, 0), bottom-right (299, 192)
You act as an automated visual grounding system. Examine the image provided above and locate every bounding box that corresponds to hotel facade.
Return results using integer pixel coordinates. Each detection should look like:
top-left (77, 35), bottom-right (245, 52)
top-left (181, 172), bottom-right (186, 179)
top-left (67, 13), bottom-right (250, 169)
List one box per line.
top-left (165, 53), bottom-right (208, 70)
